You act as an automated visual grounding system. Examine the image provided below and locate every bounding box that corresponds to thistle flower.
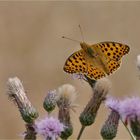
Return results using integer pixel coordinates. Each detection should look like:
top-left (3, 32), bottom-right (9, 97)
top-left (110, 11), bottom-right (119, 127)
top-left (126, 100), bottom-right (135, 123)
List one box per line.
top-left (35, 116), bottom-right (64, 140)
top-left (79, 78), bottom-right (111, 126)
top-left (101, 110), bottom-right (120, 140)
top-left (105, 96), bottom-right (120, 112)
top-left (101, 96), bottom-right (120, 140)
top-left (78, 78), bottom-right (111, 139)
top-left (57, 84), bottom-right (77, 109)
top-left (7, 77), bottom-right (38, 123)
top-left (57, 84), bottom-right (77, 139)
top-left (118, 97), bottom-right (140, 122)
top-left (118, 96), bottom-right (140, 137)
top-left (43, 90), bottom-right (58, 113)
top-left (7, 77), bottom-right (38, 140)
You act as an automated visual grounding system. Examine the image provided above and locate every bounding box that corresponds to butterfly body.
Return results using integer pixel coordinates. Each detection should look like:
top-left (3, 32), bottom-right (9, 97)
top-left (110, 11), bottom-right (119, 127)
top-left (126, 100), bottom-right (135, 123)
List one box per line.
top-left (64, 41), bottom-right (130, 80)
top-left (80, 42), bottom-right (110, 74)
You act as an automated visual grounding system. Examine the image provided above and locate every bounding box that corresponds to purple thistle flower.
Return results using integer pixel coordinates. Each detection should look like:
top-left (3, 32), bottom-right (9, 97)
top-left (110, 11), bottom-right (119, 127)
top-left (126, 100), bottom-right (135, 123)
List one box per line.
top-left (105, 96), bottom-right (120, 112)
top-left (105, 96), bottom-right (140, 138)
top-left (35, 116), bottom-right (64, 140)
top-left (106, 96), bottom-right (140, 122)
top-left (118, 96), bottom-right (140, 137)
top-left (118, 96), bottom-right (140, 122)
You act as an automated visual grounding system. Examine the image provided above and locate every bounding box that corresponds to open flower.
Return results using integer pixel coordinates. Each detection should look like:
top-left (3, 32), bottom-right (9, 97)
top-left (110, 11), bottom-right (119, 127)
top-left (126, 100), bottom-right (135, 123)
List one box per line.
top-left (106, 96), bottom-right (140, 138)
top-left (118, 96), bottom-right (140, 122)
top-left (118, 96), bottom-right (140, 138)
top-left (35, 116), bottom-right (64, 140)
top-left (105, 96), bottom-right (120, 112)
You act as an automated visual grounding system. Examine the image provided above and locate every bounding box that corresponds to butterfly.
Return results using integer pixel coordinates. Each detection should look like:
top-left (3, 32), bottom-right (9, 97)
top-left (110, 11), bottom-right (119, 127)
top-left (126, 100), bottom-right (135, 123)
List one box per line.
top-left (63, 41), bottom-right (130, 80)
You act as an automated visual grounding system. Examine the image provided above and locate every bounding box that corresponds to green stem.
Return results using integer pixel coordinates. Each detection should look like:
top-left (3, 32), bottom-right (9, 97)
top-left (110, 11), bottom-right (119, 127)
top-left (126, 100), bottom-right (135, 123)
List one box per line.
top-left (77, 125), bottom-right (85, 140)
top-left (120, 118), bottom-right (136, 140)
top-left (24, 123), bottom-right (36, 140)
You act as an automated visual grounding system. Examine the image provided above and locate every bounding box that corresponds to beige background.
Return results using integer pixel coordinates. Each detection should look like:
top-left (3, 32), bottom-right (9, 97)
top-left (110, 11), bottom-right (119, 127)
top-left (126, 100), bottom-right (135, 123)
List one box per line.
top-left (0, 1), bottom-right (140, 139)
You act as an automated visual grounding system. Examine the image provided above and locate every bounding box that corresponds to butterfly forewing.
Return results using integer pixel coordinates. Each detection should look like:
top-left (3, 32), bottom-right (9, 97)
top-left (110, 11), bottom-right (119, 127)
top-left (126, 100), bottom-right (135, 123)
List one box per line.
top-left (95, 42), bottom-right (130, 61)
top-left (63, 50), bottom-right (87, 74)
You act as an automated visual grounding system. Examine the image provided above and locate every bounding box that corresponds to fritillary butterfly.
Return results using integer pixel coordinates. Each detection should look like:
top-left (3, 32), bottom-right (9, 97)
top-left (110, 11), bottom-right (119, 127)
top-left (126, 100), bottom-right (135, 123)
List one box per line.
top-left (63, 41), bottom-right (130, 80)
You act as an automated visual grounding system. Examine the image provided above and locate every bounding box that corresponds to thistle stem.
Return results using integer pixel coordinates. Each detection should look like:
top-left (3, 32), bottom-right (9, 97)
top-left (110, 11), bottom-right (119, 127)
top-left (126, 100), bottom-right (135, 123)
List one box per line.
top-left (120, 118), bottom-right (136, 140)
top-left (77, 125), bottom-right (85, 140)
top-left (24, 123), bottom-right (36, 140)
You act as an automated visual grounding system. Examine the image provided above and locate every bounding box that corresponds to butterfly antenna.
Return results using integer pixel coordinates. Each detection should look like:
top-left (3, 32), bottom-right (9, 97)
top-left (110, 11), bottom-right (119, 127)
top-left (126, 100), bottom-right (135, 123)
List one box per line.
top-left (79, 24), bottom-right (84, 42)
top-left (62, 36), bottom-right (80, 43)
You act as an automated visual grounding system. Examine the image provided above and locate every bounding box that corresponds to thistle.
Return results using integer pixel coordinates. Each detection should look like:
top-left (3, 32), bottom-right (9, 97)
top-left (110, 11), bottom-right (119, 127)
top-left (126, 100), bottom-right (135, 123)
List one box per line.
top-left (118, 96), bottom-right (140, 139)
top-left (7, 77), bottom-right (38, 140)
top-left (43, 90), bottom-right (57, 113)
top-left (101, 97), bottom-right (120, 140)
top-left (35, 116), bottom-right (64, 140)
top-left (78, 78), bottom-right (111, 139)
top-left (57, 84), bottom-right (77, 139)
top-left (101, 110), bottom-right (120, 140)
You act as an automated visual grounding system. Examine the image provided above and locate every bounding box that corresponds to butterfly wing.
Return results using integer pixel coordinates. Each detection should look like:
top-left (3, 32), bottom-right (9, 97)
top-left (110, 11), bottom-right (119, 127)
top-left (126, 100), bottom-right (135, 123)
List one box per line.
top-left (95, 42), bottom-right (130, 61)
top-left (86, 64), bottom-right (106, 80)
top-left (63, 50), bottom-right (87, 74)
top-left (107, 59), bottom-right (121, 74)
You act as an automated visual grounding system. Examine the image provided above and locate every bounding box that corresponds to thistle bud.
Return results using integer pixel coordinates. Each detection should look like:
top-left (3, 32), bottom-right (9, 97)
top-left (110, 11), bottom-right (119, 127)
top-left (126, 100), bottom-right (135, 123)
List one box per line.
top-left (43, 90), bottom-right (57, 113)
top-left (101, 110), bottom-right (120, 140)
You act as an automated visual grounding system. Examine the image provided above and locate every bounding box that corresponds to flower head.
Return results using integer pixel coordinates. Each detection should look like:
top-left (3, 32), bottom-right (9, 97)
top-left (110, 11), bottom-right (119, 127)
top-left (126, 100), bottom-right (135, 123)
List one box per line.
top-left (7, 77), bottom-right (38, 123)
top-left (57, 84), bottom-right (77, 108)
top-left (118, 96), bottom-right (140, 137)
top-left (57, 84), bottom-right (76, 139)
top-left (101, 110), bottom-right (120, 139)
top-left (94, 78), bottom-right (111, 95)
top-left (35, 116), bottom-right (64, 140)
top-left (105, 96), bottom-right (120, 112)
top-left (118, 96), bottom-right (140, 122)
top-left (79, 78), bottom-right (111, 126)
top-left (43, 90), bottom-right (58, 112)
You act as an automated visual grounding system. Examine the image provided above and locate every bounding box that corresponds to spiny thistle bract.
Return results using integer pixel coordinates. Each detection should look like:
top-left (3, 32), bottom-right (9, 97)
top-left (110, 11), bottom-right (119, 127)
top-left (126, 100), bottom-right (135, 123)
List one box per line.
top-left (101, 110), bottom-right (120, 140)
top-left (43, 90), bottom-right (57, 113)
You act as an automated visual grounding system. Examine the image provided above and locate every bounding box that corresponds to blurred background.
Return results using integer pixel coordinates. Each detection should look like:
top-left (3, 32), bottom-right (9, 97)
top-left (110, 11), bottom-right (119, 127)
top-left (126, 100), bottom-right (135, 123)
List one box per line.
top-left (1, 1), bottom-right (140, 139)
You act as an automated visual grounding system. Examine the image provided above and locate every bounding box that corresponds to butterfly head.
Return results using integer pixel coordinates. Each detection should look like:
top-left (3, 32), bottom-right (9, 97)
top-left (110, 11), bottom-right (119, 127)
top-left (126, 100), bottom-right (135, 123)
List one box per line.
top-left (80, 42), bottom-right (89, 50)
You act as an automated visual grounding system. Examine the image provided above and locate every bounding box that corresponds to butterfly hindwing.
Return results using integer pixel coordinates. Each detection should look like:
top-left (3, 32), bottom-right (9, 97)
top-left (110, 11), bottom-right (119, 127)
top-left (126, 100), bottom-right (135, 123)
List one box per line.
top-left (95, 42), bottom-right (130, 61)
top-left (63, 50), bottom-right (87, 74)
top-left (87, 64), bottom-right (106, 80)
